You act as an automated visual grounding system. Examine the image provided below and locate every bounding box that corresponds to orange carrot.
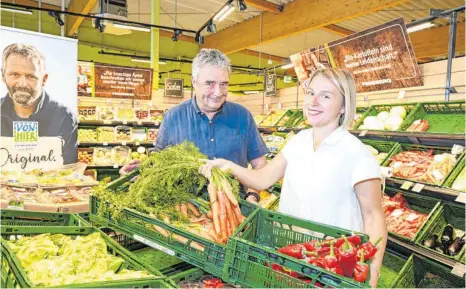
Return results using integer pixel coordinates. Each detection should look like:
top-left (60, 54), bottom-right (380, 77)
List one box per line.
top-left (233, 205), bottom-right (245, 224)
top-left (226, 218), bottom-right (232, 237)
top-left (225, 198), bottom-right (238, 230)
top-left (217, 190), bottom-right (228, 242)
top-left (207, 210), bottom-right (213, 219)
top-left (221, 178), bottom-right (238, 207)
top-left (180, 204), bottom-right (189, 217)
top-left (208, 182), bottom-right (221, 236)
top-left (187, 202), bottom-right (201, 217)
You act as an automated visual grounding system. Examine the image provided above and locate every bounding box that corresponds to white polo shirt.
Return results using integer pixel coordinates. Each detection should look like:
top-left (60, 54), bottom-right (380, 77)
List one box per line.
top-left (278, 127), bottom-right (381, 232)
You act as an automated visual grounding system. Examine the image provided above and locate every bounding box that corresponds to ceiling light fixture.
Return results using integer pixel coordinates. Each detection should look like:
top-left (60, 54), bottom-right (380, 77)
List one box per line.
top-left (207, 20), bottom-right (217, 33)
top-left (244, 90), bottom-right (260, 94)
top-left (172, 29), bottom-right (182, 41)
top-left (213, 4), bottom-right (230, 21)
top-left (238, 0), bottom-right (247, 12)
top-left (113, 23), bottom-right (150, 32)
top-left (407, 21), bottom-right (435, 33)
top-left (218, 5), bottom-right (235, 22)
top-left (1, 6), bottom-right (33, 14)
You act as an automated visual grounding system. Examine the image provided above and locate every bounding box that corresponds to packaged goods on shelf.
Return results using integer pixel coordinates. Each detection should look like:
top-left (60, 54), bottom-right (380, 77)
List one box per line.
top-left (133, 127), bottom-right (148, 142)
top-left (147, 128), bottom-right (158, 141)
top-left (78, 148), bottom-right (94, 164)
top-left (78, 128), bottom-right (97, 142)
top-left (263, 134), bottom-right (285, 153)
top-left (131, 147), bottom-right (148, 161)
top-left (115, 126), bottom-right (132, 141)
top-left (94, 147), bottom-right (113, 166)
top-left (98, 107), bottom-right (115, 120)
top-left (117, 107), bottom-right (136, 121)
top-left (97, 127), bottom-right (115, 142)
top-left (78, 106), bottom-right (97, 121)
top-left (149, 109), bottom-right (164, 123)
top-left (135, 109), bottom-right (150, 121)
top-left (113, 146), bottom-right (132, 165)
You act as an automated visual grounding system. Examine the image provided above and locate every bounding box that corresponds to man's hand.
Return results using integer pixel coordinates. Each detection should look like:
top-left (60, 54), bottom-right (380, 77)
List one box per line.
top-left (119, 159), bottom-right (141, 176)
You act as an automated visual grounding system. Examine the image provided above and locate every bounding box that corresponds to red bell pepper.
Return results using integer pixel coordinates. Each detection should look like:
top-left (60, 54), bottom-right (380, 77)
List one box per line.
top-left (324, 242), bottom-right (343, 276)
top-left (320, 235), bottom-right (361, 248)
top-left (338, 235), bottom-right (358, 278)
top-left (353, 250), bottom-right (369, 283)
top-left (278, 244), bottom-right (305, 259)
top-left (301, 240), bottom-right (319, 251)
top-left (357, 236), bottom-right (383, 261)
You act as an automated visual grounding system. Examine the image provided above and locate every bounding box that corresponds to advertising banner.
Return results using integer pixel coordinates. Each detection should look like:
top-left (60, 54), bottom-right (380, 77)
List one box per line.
top-left (290, 18), bottom-right (423, 92)
top-left (265, 74), bottom-right (277, 97)
top-left (0, 27), bottom-right (78, 171)
top-left (164, 78), bottom-right (184, 98)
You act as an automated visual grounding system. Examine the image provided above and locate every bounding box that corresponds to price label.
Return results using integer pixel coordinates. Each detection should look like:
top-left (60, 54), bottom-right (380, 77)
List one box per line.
top-left (103, 142), bottom-right (108, 146)
top-left (359, 130), bottom-right (368, 137)
top-left (390, 209), bottom-right (403, 218)
top-left (412, 183), bottom-right (425, 193)
top-left (401, 181), bottom-right (414, 190)
top-left (135, 142), bottom-right (141, 146)
top-left (122, 141), bottom-right (127, 146)
top-left (451, 262), bottom-right (465, 277)
top-left (137, 120), bottom-right (142, 125)
top-left (103, 120), bottom-right (112, 124)
top-left (133, 234), bottom-right (176, 256)
top-left (455, 193), bottom-right (466, 204)
top-left (122, 120), bottom-right (128, 125)
top-left (7, 205), bottom-right (24, 211)
top-left (113, 164), bottom-right (119, 169)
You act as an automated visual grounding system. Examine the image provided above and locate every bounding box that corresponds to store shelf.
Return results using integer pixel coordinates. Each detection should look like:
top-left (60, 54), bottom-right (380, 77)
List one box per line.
top-left (387, 236), bottom-right (464, 276)
top-left (78, 141), bottom-right (156, 147)
top-left (78, 119), bottom-right (161, 127)
top-left (386, 178), bottom-right (464, 204)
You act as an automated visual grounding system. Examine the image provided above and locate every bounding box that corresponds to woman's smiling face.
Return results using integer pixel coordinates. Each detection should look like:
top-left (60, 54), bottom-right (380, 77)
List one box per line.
top-left (303, 74), bottom-right (345, 128)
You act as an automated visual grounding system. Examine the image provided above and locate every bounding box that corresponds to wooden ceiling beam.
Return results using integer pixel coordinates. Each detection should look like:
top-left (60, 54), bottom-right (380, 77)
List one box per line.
top-left (319, 24), bottom-right (355, 37)
top-left (201, 0), bottom-right (409, 54)
top-left (244, 0), bottom-right (282, 13)
top-left (66, 0), bottom-right (99, 36)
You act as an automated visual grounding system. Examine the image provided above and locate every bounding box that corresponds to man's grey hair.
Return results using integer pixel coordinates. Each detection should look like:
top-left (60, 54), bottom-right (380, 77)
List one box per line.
top-left (192, 48), bottom-right (231, 81)
top-left (2, 43), bottom-right (46, 74)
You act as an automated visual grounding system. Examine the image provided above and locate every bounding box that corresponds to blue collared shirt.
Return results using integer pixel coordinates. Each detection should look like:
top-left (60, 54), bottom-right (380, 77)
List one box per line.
top-left (155, 98), bottom-right (268, 168)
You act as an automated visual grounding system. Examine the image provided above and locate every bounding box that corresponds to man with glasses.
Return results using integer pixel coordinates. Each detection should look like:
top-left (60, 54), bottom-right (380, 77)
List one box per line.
top-left (121, 48), bottom-right (268, 203)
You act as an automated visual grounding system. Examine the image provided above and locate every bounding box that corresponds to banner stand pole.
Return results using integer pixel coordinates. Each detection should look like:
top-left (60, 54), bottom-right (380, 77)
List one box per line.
top-left (445, 11), bottom-right (458, 102)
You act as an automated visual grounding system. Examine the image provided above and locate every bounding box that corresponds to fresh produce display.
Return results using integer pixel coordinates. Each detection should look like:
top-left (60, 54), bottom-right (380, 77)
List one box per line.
top-left (407, 119), bottom-right (429, 132)
top-left (78, 128), bottom-right (97, 142)
top-left (381, 193), bottom-right (427, 239)
top-left (78, 106), bottom-right (97, 121)
top-left (93, 142), bottom-right (246, 247)
top-left (365, 145), bottom-right (389, 165)
top-left (150, 109), bottom-right (164, 123)
top-left (254, 114), bottom-right (266, 125)
top-left (133, 127), bottom-right (147, 142)
top-left (131, 147), bottom-right (148, 161)
top-left (352, 113), bottom-right (363, 129)
top-left (451, 167), bottom-right (466, 192)
top-left (135, 109), bottom-right (150, 120)
top-left (260, 111), bottom-right (285, 127)
top-left (97, 127), bottom-right (115, 142)
top-left (4, 232), bottom-right (154, 287)
top-left (147, 128), bottom-right (158, 142)
top-left (115, 126), bottom-right (132, 141)
top-left (117, 107), bottom-right (136, 121)
top-left (78, 149), bottom-right (94, 164)
top-left (390, 150), bottom-right (457, 185)
top-left (272, 235), bottom-right (381, 284)
top-left (296, 118), bottom-right (308, 129)
top-left (177, 274), bottom-right (237, 289)
top-left (98, 107), bottom-right (115, 120)
top-left (258, 190), bottom-right (278, 208)
top-left (422, 226), bottom-right (465, 256)
top-left (113, 146), bottom-right (131, 165)
top-left (1, 164), bottom-right (98, 188)
top-left (94, 147), bottom-right (113, 166)
top-left (359, 106), bottom-right (407, 131)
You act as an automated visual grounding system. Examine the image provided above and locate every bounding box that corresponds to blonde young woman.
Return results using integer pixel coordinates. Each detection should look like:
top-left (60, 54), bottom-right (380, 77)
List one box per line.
top-left (200, 68), bottom-right (387, 288)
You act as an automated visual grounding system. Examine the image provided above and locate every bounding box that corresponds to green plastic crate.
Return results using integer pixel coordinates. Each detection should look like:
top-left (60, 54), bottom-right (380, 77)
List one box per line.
top-left (90, 195), bottom-right (258, 278)
top-left (361, 139), bottom-right (401, 166)
top-left (443, 155), bottom-right (465, 191)
top-left (384, 188), bottom-right (441, 243)
top-left (382, 143), bottom-right (464, 187)
top-left (377, 250), bottom-right (409, 288)
top-left (132, 247), bottom-right (184, 272)
top-left (274, 109), bottom-right (299, 128)
top-left (354, 103), bottom-right (420, 130)
top-left (0, 210), bottom-right (88, 227)
top-left (99, 227), bottom-right (147, 251)
top-left (168, 267), bottom-right (205, 286)
top-left (284, 110), bottom-right (303, 128)
top-left (400, 101), bottom-right (465, 134)
top-left (0, 226), bottom-right (172, 288)
top-left (224, 208), bottom-right (370, 288)
top-left (391, 254), bottom-right (465, 288)
top-left (415, 202), bottom-right (465, 263)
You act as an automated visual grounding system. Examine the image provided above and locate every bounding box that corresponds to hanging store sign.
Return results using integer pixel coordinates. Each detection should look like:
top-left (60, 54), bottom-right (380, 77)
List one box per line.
top-left (265, 74), bottom-right (277, 97)
top-left (290, 18), bottom-right (423, 93)
top-left (164, 78), bottom-right (184, 98)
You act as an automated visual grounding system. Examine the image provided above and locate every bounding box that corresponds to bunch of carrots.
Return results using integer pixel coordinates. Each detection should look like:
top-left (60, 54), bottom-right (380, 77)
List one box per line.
top-left (149, 174), bottom-right (246, 251)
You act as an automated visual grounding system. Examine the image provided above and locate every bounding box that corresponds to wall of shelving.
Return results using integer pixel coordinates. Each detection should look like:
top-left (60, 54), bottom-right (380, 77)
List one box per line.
top-left (232, 57), bottom-right (466, 116)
